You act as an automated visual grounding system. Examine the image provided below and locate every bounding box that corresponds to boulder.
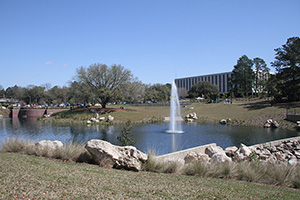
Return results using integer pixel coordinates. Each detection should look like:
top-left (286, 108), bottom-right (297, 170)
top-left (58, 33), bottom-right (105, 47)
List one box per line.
top-left (90, 117), bottom-right (97, 122)
top-left (184, 152), bottom-right (210, 164)
top-left (234, 143), bottom-right (252, 161)
top-left (35, 140), bottom-right (63, 151)
top-left (205, 145), bottom-right (224, 157)
top-left (226, 118), bottom-right (232, 124)
top-left (264, 122), bottom-right (272, 128)
top-left (85, 139), bottom-right (147, 171)
top-left (225, 146), bottom-right (238, 157)
top-left (99, 117), bottom-right (106, 121)
top-left (107, 115), bottom-right (114, 122)
top-left (219, 119), bottom-right (227, 125)
top-left (272, 121), bottom-right (279, 128)
top-left (87, 120), bottom-right (92, 124)
top-left (210, 152), bottom-right (232, 163)
top-left (264, 119), bottom-right (279, 128)
top-left (185, 113), bottom-right (198, 122)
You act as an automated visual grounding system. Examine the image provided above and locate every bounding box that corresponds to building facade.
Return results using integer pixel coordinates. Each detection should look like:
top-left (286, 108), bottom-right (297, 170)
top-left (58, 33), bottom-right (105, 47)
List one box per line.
top-left (175, 71), bottom-right (233, 96)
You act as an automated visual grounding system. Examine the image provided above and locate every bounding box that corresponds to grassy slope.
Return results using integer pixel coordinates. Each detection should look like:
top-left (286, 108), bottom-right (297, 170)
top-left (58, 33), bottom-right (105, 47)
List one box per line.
top-left (111, 101), bottom-right (290, 121)
top-left (1, 152), bottom-right (299, 199)
top-left (182, 101), bottom-right (287, 121)
top-left (109, 101), bottom-right (296, 128)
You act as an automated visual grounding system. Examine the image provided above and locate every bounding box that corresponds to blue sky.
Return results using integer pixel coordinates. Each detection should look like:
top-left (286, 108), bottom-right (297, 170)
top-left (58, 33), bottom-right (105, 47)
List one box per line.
top-left (0, 0), bottom-right (299, 89)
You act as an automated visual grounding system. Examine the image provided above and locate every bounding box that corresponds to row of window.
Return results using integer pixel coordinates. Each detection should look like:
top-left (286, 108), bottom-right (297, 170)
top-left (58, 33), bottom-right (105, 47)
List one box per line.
top-left (175, 72), bottom-right (232, 94)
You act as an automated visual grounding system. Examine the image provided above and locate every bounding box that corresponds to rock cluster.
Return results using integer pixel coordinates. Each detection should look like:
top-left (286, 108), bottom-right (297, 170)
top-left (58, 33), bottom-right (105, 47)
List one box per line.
top-left (183, 139), bottom-right (300, 165)
top-left (185, 112), bottom-right (198, 122)
top-left (250, 140), bottom-right (300, 165)
top-left (219, 118), bottom-right (232, 125)
top-left (87, 114), bottom-right (112, 124)
top-left (85, 139), bottom-right (147, 171)
top-left (264, 119), bottom-right (279, 128)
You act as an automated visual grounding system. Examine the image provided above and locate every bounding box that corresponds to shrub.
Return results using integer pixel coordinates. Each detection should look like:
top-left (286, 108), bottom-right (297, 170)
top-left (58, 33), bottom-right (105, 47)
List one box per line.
top-left (142, 153), bottom-right (165, 173)
top-left (183, 161), bottom-right (209, 177)
top-left (117, 120), bottom-right (135, 146)
top-left (1, 138), bottom-right (32, 153)
top-left (1, 138), bottom-right (88, 163)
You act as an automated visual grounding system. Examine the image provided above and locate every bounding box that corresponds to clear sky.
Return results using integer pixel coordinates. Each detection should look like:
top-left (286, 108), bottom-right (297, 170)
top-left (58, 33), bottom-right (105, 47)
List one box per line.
top-left (0, 0), bottom-right (299, 89)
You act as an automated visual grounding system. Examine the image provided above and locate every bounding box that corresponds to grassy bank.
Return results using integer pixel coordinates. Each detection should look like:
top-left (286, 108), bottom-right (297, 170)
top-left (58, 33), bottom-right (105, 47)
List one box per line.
top-left (2, 138), bottom-right (300, 190)
top-left (43, 100), bottom-right (299, 129)
top-left (1, 151), bottom-right (300, 199)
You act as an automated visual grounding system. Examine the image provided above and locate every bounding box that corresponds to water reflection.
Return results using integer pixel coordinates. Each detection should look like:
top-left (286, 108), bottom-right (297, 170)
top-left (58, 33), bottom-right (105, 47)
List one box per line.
top-left (0, 118), bottom-right (299, 155)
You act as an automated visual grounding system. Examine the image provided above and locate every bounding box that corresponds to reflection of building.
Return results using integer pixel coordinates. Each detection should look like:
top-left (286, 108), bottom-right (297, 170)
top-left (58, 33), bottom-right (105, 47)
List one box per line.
top-left (175, 72), bottom-right (233, 96)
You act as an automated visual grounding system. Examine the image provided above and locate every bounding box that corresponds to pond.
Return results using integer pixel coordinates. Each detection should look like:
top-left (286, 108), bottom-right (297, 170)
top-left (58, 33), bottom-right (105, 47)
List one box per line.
top-left (0, 118), bottom-right (299, 155)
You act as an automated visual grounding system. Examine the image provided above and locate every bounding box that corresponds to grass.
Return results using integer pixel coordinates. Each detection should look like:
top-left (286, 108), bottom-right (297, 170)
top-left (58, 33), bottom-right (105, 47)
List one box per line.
top-left (43, 99), bottom-right (298, 129)
top-left (1, 151), bottom-right (300, 199)
top-left (1, 138), bottom-right (92, 163)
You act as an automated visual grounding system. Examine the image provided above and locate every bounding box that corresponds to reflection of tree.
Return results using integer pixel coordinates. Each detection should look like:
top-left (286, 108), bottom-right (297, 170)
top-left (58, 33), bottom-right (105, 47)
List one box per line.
top-left (229, 126), bottom-right (297, 147)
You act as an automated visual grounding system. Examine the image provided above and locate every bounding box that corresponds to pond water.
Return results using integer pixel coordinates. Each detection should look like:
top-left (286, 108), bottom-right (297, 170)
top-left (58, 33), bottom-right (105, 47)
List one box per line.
top-left (0, 118), bottom-right (299, 155)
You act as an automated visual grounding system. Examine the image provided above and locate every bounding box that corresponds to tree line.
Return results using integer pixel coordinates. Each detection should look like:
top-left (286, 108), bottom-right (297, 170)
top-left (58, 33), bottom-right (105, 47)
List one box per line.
top-left (1, 37), bottom-right (299, 106)
top-left (187, 37), bottom-right (300, 102)
top-left (0, 64), bottom-right (171, 108)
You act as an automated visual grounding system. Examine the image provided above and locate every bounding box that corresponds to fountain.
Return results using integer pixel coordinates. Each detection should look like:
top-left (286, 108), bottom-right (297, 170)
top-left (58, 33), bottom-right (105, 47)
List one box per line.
top-left (167, 80), bottom-right (184, 133)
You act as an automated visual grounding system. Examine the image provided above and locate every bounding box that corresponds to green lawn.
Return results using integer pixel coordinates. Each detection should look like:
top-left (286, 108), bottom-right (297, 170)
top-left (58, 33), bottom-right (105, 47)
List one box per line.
top-left (1, 152), bottom-right (299, 199)
top-left (46, 100), bottom-right (298, 129)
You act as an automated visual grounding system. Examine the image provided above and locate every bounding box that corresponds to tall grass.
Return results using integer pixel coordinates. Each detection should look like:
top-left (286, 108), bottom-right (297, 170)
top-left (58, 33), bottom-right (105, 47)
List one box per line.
top-left (1, 138), bottom-right (91, 163)
top-left (142, 153), bottom-right (182, 174)
top-left (2, 138), bottom-right (300, 188)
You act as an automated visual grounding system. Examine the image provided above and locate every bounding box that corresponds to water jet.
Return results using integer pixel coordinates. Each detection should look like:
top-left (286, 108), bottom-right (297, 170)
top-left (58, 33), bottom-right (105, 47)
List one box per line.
top-left (167, 80), bottom-right (184, 134)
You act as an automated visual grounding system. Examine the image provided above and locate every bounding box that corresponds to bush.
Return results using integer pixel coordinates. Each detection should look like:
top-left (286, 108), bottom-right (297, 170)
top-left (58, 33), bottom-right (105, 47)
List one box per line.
top-left (1, 138), bottom-right (89, 163)
top-left (1, 138), bottom-right (32, 153)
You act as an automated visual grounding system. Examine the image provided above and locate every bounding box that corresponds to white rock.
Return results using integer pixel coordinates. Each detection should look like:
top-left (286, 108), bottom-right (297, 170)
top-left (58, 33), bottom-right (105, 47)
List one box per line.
top-left (90, 117), bottom-right (97, 122)
top-left (225, 146), bottom-right (238, 157)
top-left (107, 115), bottom-right (114, 122)
top-left (184, 152), bottom-right (210, 164)
top-left (87, 120), bottom-right (92, 124)
top-left (220, 119), bottom-right (227, 124)
top-left (35, 140), bottom-right (63, 151)
top-left (85, 139), bottom-right (147, 171)
top-left (234, 143), bottom-right (252, 161)
top-left (210, 152), bottom-right (232, 163)
top-left (99, 117), bottom-right (106, 121)
top-left (205, 145), bottom-right (224, 157)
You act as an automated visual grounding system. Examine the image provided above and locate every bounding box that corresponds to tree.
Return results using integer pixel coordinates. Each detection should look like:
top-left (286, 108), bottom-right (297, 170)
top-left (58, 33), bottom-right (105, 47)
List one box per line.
top-left (5, 85), bottom-right (24, 99)
top-left (75, 63), bottom-right (132, 108)
top-left (24, 85), bottom-right (46, 104)
top-left (271, 37), bottom-right (300, 101)
top-left (0, 85), bottom-right (5, 98)
top-left (144, 84), bottom-right (171, 102)
top-left (48, 86), bottom-right (69, 104)
top-left (253, 57), bottom-right (269, 96)
top-left (68, 81), bottom-right (95, 104)
top-left (265, 74), bottom-right (279, 102)
top-left (118, 78), bottom-right (145, 103)
top-left (230, 55), bottom-right (254, 97)
top-left (187, 81), bottom-right (219, 98)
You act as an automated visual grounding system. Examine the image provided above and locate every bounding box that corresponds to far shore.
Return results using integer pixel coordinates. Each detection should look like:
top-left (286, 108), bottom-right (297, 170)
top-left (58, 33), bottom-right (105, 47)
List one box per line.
top-left (36, 99), bottom-right (299, 130)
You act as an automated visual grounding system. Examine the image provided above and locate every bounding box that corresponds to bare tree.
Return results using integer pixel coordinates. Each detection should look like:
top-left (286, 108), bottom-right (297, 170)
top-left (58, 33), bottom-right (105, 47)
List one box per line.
top-left (75, 63), bottom-right (132, 108)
